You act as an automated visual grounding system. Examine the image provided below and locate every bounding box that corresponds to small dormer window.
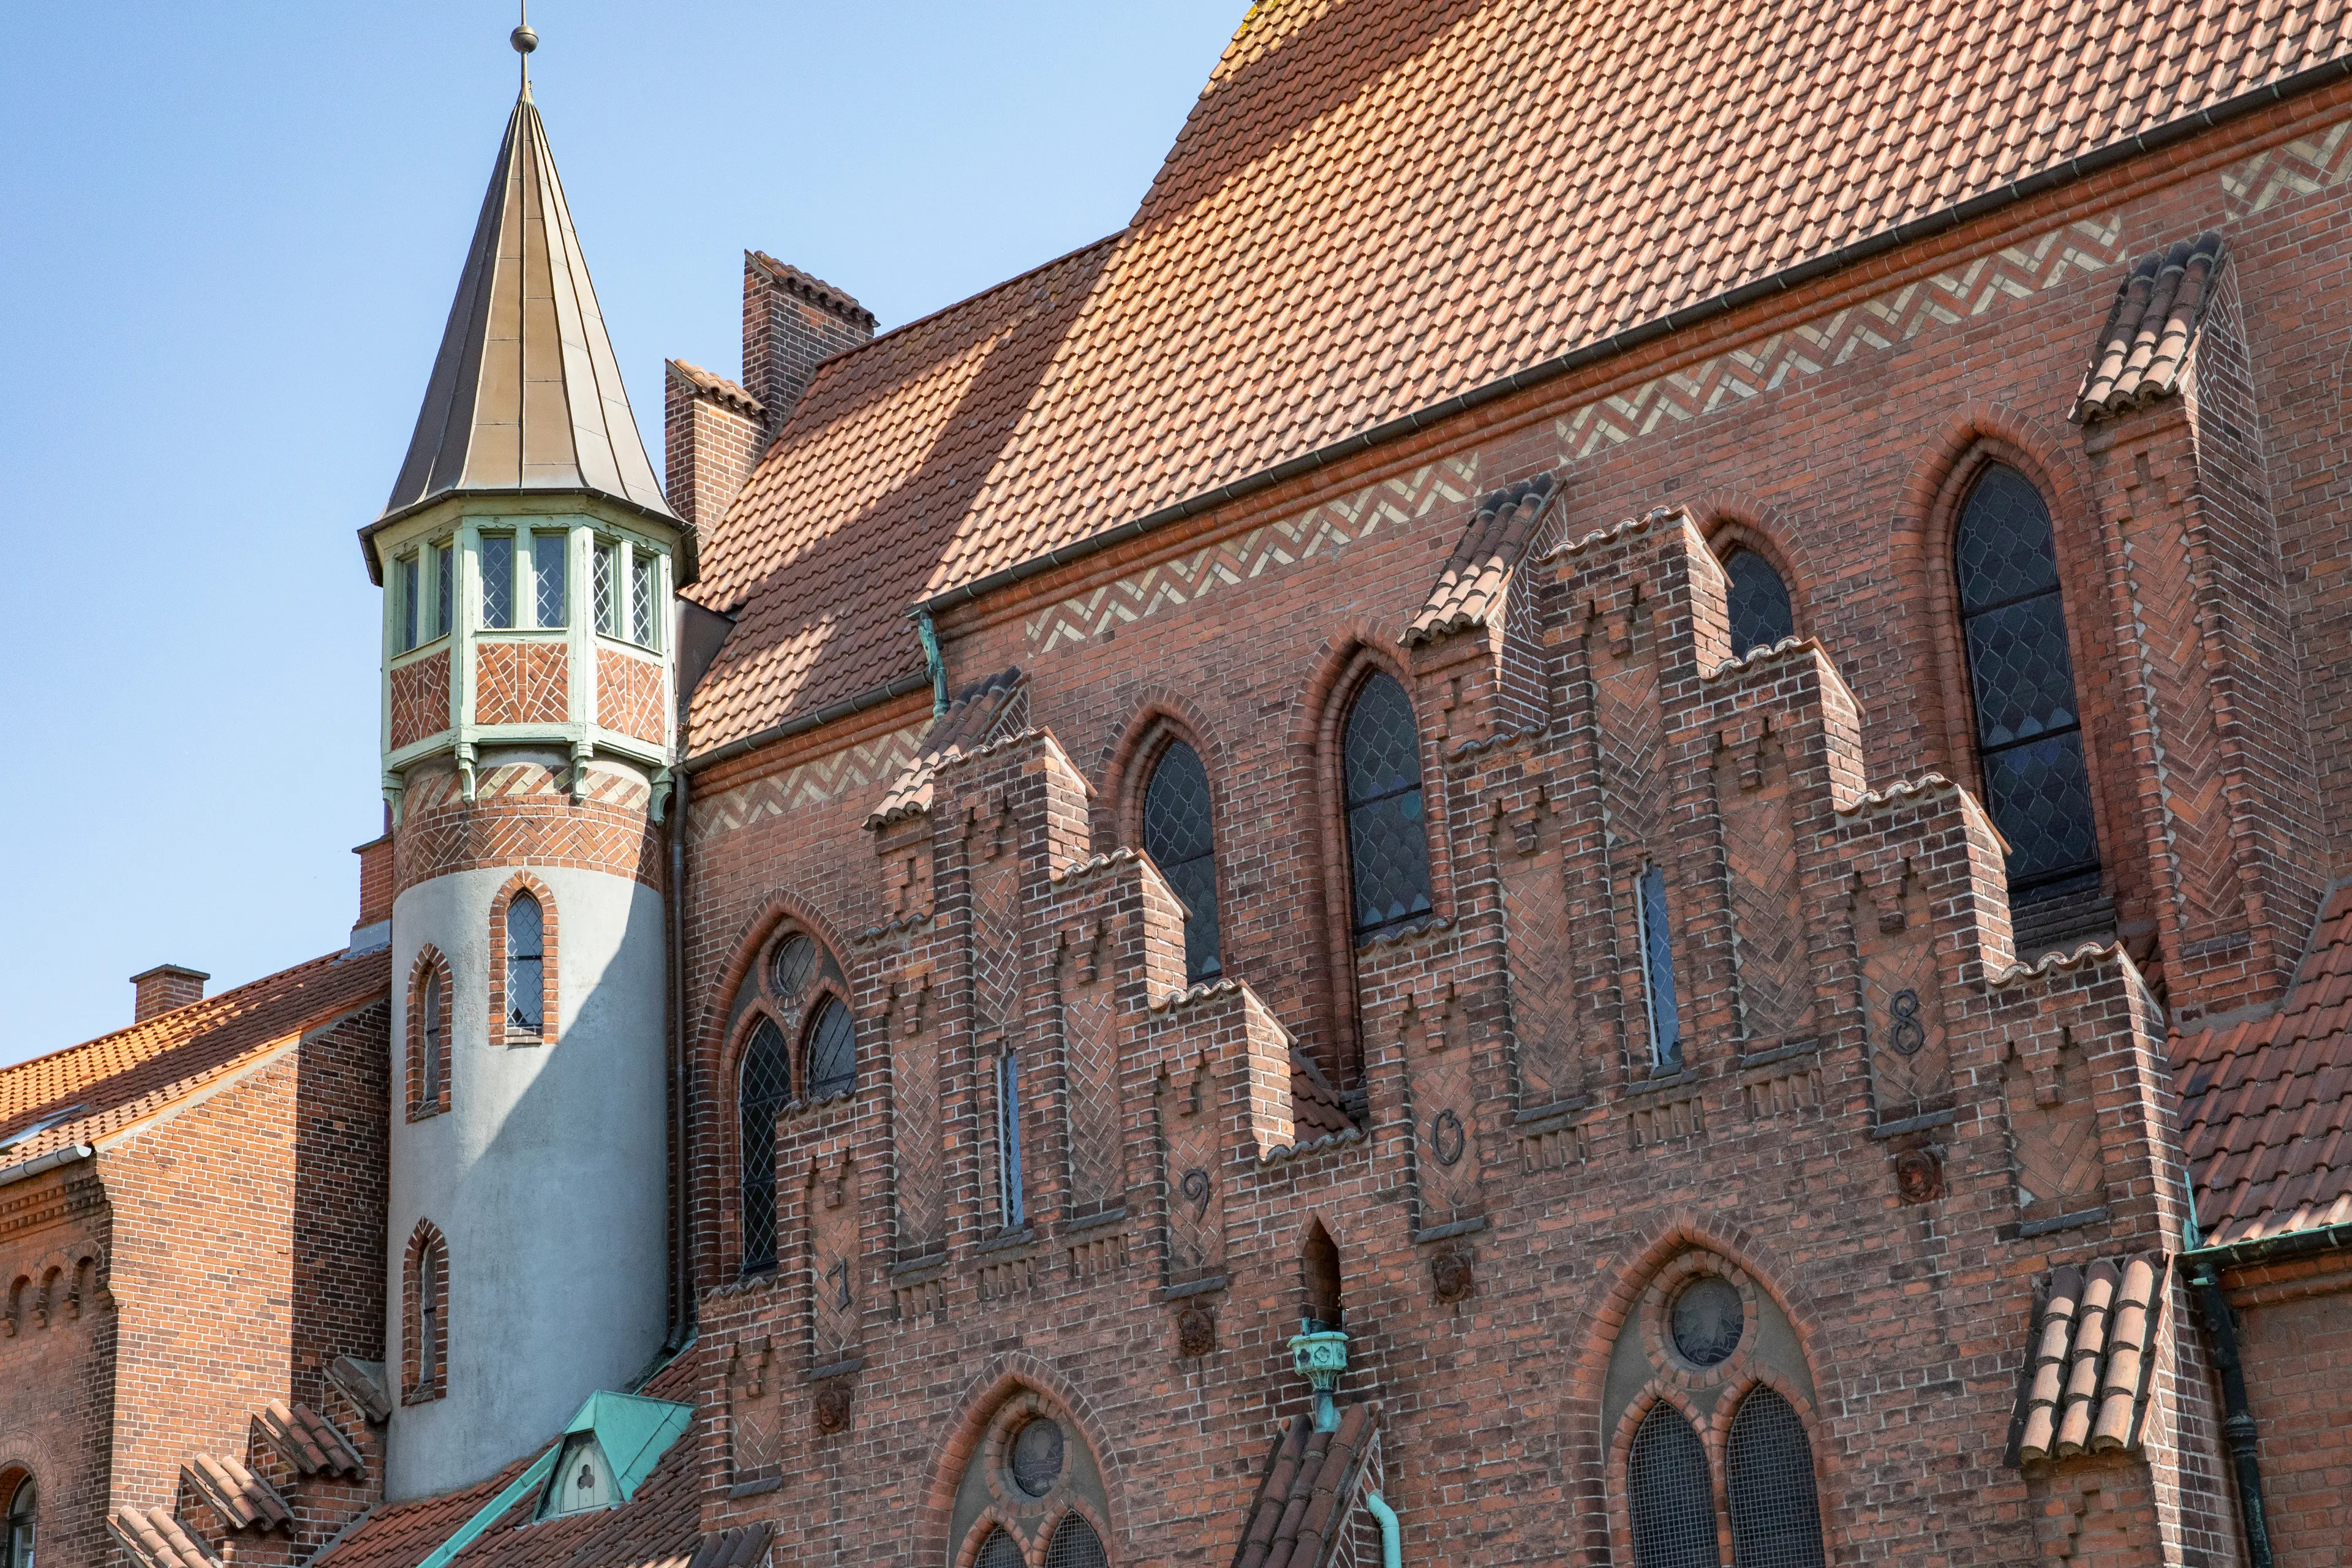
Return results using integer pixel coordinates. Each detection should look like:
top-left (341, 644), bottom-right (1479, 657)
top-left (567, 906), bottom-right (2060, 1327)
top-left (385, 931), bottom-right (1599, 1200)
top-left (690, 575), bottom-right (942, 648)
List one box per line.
top-left (538, 1431), bottom-right (619, 1518)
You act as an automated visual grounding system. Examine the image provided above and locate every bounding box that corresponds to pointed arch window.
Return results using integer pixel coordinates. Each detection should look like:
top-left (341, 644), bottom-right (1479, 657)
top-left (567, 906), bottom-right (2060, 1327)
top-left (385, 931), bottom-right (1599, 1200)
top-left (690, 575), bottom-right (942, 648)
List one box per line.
top-left (976, 1531), bottom-right (1023, 1568)
top-left (404, 1222), bottom-right (449, 1404)
top-left (1953, 466), bottom-right (2100, 900)
top-left (506, 892), bottom-right (545, 1038)
top-left (421, 969), bottom-right (444, 1102)
top-left (4, 1476), bottom-right (32, 1568)
top-left (1144, 740), bottom-right (1221, 982)
top-left (737, 1017), bottom-right (792, 1273)
top-left (804, 998), bottom-right (856, 1102)
top-left (1627, 1403), bottom-right (1720, 1568)
top-left (1343, 671), bottom-right (1433, 937)
top-left (1726, 1388), bottom-right (1826, 1568)
top-left (1046, 1515), bottom-right (1108, 1568)
top-left (1723, 548), bottom-right (1796, 655)
top-left (997, 1050), bottom-right (1025, 1230)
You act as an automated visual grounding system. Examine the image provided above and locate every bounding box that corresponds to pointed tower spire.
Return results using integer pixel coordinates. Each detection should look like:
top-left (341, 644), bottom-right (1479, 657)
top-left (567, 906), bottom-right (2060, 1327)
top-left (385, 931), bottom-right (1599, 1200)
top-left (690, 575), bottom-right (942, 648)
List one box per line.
top-left (374, 15), bottom-right (675, 541)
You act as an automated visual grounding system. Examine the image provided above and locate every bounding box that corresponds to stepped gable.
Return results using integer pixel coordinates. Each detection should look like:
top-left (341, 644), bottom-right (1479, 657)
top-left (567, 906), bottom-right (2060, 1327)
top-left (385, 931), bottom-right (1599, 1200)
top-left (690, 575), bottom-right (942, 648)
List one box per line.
top-left (865, 668), bottom-right (1029, 828)
top-left (1403, 474), bottom-right (1556, 647)
top-left (2008, 1254), bottom-right (2171, 1466)
top-left (1232, 1404), bottom-right (1380, 1568)
top-left (0, 947), bottom-right (391, 1166)
top-left (2071, 232), bottom-right (2230, 421)
top-left (2173, 884), bottom-right (2352, 1244)
top-left (685, 238), bottom-right (1117, 752)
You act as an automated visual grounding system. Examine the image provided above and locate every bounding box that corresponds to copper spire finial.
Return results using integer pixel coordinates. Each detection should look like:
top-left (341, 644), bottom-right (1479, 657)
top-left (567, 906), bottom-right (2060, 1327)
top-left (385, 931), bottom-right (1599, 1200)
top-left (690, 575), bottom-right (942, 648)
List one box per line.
top-left (511, 2), bottom-right (538, 98)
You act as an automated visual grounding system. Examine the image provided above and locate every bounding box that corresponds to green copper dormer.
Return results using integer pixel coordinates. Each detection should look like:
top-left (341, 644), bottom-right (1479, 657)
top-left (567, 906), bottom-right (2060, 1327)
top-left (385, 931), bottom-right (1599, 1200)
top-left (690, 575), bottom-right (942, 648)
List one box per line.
top-left (367, 53), bottom-right (686, 823)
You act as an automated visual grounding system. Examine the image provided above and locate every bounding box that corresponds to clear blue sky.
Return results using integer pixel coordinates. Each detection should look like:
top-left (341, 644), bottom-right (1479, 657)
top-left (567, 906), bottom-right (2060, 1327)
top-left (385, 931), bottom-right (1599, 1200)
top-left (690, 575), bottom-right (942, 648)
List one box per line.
top-left (0, 3), bottom-right (1242, 1063)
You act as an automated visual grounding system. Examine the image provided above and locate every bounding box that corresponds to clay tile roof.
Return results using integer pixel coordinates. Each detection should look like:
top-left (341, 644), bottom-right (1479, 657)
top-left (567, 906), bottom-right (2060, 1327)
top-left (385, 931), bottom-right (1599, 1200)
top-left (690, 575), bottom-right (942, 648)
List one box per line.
top-left (865, 669), bottom-right (1030, 829)
top-left (686, 238), bottom-right (1117, 752)
top-left (0, 948), bottom-right (391, 1169)
top-left (1403, 475), bottom-right (1556, 647)
top-left (689, 1), bottom-right (2346, 752)
top-left (666, 360), bottom-right (764, 420)
top-left (2173, 886), bottom-right (2352, 1245)
top-left (2071, 233), bottom-right (2229, 421)
top-left (111, 1506), bottom-right (221, 1568)
top-left (1287, 1044), bottom-right (1355, 1140)
top-left (2010, 1253), bottom-right (2169, 1466)
top-left (1232, 1404), bottom-right (1379, 1568)
top-left (185, 1452), bottom-right (293, 1532)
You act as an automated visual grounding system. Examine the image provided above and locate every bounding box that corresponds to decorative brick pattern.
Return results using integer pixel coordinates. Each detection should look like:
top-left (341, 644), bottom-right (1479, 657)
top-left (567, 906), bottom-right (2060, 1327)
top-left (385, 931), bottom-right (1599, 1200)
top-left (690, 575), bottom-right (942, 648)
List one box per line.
top-left (689, 725), bottom-right (928, 843)
top-left (387, 650), bottom-right (450, 752)
top-left (473, 641), bottom-right (568, 728)
top-left (394, 762), bottom-right (660, 893)
top-left (595, 647), bottom-right (666, 746)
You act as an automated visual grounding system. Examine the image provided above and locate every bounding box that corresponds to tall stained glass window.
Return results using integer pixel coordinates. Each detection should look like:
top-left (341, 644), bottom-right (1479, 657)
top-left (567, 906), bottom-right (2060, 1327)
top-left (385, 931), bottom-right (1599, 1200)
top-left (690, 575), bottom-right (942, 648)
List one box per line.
top-left (1627, 1403), bottom-right (1721, 1568)
top-left (1954, 466), bottom-right (2100, 900)
top-left (998, 1051), bottom-right (1025, 1229)
top-left (1343, 673), bottom-right (1433, 937)
top-left (804, 998), bottom-right (856, 1102)
top-left (1638, 864), bottom-right (1681, 1070)
top-left (737, 1017), bottom-right (791, 1271)
top-left (1727, 1389), bottom-right (1826, 1568)
top-left (1144, 741), bottom-right (1221, 982)
top-left (505, 892), bottom-right (545, 1038)
top-left (1724, 548), bottom-right (1796, 655)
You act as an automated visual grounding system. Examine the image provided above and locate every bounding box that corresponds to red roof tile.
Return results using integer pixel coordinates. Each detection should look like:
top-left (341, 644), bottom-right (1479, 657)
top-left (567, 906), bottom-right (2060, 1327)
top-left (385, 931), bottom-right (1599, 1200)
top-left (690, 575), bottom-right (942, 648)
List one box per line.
top-left (2009, 1253), bottom-right (2168, 1466)
top-left (865, 669), bottom-right (1028, 829)
top-left (1232, 1404), bottom-right (1379, 1568)
top-left (1402, 476), bottom-right (1556, 647)
top-left (2174, 886), bottom-right (2352, 1244)
top-left (0, 949), bottom-right (391, 1167)
top-left (2071, 233), bottom-right (2228, 421)
top-left (690, 1), bottom-right (2348, 751)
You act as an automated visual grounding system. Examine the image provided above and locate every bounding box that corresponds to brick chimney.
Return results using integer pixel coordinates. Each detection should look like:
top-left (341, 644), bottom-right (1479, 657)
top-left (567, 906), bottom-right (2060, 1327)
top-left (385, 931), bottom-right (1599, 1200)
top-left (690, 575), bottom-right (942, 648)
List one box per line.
top-left (663, 360), bottom-right (766, 529)
top-left (352, 833), bottom-right (394, 953)
top-left (741, 252), bottom-right (875, 435)
top-left (130, 965), bottom-right (208, 1023)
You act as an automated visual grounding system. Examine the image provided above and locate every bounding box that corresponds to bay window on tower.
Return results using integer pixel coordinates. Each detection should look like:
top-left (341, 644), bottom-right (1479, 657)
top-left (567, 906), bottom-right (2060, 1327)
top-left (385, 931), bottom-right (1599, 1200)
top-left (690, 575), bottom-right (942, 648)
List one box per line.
top-left (390, 540), bottom-right (456, 654)
top-left (595, 537), bottom-right (665, 649)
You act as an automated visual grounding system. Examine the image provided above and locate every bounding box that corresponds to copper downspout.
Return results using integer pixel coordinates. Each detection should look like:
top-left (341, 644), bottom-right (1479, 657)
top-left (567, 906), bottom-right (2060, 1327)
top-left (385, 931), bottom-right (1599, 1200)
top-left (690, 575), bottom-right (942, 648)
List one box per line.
top-left (665, 764), bottom-right (692, 1351)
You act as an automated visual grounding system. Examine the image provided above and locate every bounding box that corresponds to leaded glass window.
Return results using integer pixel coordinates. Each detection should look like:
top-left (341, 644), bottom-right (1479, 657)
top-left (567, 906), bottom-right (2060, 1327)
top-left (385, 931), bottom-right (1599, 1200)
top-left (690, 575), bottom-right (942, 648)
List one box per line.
top-left (594, 541), bottom-right (620, 636)
top-left (738, 1017), bottom-right (791, 1272)
top-left (1144, 741), bottom-right (1221, 982)
top-left (1627, 1403), bottom-right (1720, 1568)
top-left (1637, 864), bottom-right (1681, 1071)
top-left (420, 970), bottom-right (443, 1103)
top-left (505, 893), bottom-right (545, 1038)
top-left (1954, 466), bottom-right (2100, 898)
top-left (998, 1051), bottom-right (1025, 1229)
top-left (1343, 672), bottom-right (1434, 936)
top-left (804, 998), bottom-right (856, 1102)
top-left (397, 553), bottom-right (420, 652)
top-left (434, 542), bottom-right (454, 639)
top-left (771, 935), bottom-right (818, 1004)
top-left (1727, 1389), bottom-right (1825, 1568)
top-left (532, 532), bottom-right (567, 628)
top-left (631, 551), bottom-right (657, 647)
top-left (480, 533), bottom-right (515, 628)
top-left (976, 1531), bottom-right (1023, 1568)
top-left (1046, 1515), bottom-right (1107, 1568)
top-left (417, 1243), bottom-right (441, 1389)
top-left (1724, 548), bottom-right (1796, 655)
top-left (7, 1476), bottom-right (35, 1568)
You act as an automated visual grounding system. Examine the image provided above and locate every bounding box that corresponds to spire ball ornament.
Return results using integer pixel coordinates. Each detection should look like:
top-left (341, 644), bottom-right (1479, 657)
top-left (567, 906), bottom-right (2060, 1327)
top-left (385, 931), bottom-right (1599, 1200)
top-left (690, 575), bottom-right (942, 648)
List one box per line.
top-left (511, 21), bottom-right (538, 55)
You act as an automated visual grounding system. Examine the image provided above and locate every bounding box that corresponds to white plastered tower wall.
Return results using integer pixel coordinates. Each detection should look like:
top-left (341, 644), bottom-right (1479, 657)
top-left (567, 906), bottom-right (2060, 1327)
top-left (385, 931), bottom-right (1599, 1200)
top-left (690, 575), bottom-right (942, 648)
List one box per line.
top-left (385, 822), bottom-right (668, 1498)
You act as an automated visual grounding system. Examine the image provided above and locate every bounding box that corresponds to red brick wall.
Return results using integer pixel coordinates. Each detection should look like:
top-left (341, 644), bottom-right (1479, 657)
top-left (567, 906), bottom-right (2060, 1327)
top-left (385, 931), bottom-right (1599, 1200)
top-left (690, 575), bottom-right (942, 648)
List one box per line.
top-left (0, 1161), bottom-right (113, 1568)
top-left (2227, 1251), bottom-right (2352, 1567)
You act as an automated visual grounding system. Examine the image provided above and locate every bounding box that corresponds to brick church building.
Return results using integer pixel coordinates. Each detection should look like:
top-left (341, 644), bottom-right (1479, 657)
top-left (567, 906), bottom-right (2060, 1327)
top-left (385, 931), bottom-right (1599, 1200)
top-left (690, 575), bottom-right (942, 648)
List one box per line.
top-left (9, 1), bottom-right (2352, 1563)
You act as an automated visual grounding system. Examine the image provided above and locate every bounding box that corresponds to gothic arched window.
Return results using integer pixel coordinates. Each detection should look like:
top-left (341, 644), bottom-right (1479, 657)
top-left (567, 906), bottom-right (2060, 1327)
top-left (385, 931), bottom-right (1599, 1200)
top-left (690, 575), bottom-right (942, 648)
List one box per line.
top-left (505, 892), bottom-right (545, 1038)
top-left (1627, 1402), bottom-right (1719, 1568)
top-left (737, 1017), bottom-right (792, 1273)
top-left (1953, 466), bottom-right (2100, 901)
top-left (1144, 740), bottom-right (1221, 983)
top-left (404, 1221), bottom-right (449, 1404)
top-left (1723, 548), bottom-right (1796, 655)
top-left (804, 998), bottom-right (856, 1102)
top-left (421, 968), bottom-right (443, 1102)
top-left (4, 1475), bottom-right (32, 1568)
top-left (976, 1529), bottom-right (1023, 1568)
top-left (1046, 1515), bottom-right (1109, 1568)
top-left (1726, 1388), bottom-right (1826, 1568)
top-left (1343, 672), bottom-right (1433, 937)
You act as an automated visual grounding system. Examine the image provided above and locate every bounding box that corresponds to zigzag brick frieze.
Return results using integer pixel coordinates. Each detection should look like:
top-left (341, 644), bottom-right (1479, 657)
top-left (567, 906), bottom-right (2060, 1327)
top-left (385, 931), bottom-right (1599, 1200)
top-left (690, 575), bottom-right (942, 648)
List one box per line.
top-left (2219, 119), bottom-right (2352, 219)
top-left (394, 762), bottom-right (660, 891)
top-left (1022, 456), bottom-right (1479, 651)
top-left (690, 724), bottom-right (929, 843)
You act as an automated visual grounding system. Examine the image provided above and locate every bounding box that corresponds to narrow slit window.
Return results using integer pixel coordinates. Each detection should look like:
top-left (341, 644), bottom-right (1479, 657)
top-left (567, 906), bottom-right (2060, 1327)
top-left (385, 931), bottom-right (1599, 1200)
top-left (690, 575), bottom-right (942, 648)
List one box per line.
top-left (1953, 465), bottom-right (2100, 902)
top-left (1627, 1402), bottom-right (1720, 1568)
top-left (480, 533), bottom-right (515, 629)
top-left (1637, 864), bottom-right (1681, 1070)
top-left (1143, 741), bottom-right (1221, 982)
top-left (998, 1051), bottom-right (1025, 1230)
top-left (1343, 671), bottom-right (1434, 937)
top-left (417, 1246), bottom-right (440, 1388)
top-left (804, 998), bottom-right (856, 1102)
top-left (434, 541), bottom-right (454, 640)
top-left (737, 1017), bottom-right (791, 1272)
top-left (630, 550), bottom-right (658, 647)
top-left (505, 892), bottom-right (545, 1038)
top-left (594, 541), bottom-right (620, 636)
top-left (396, 552), bottom-right (420, 653)
top-left (1724, 548), bottom-right (1796, 654)
top-left (420, 968), bottom-right (443, 1105)
top-left (532, 532), bottom-right (567, 628)
top-left (1727, 1388), bottom-right (1826, 1568)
